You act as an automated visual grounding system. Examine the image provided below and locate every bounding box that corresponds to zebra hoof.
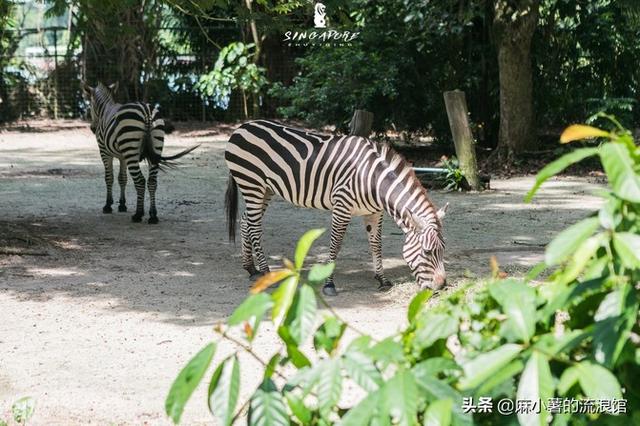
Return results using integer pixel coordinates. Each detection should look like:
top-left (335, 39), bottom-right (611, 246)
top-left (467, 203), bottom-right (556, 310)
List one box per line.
top-left (118, 205), bottom-right (127, 212)
top-left (377, 284), bottom-right (394, 293)
top-left (148, 217), bottom-right (159, 224)
top-left (249, 272), bottom-right (264, 281)
top-left (322, 284), bottom-right (337, 297)
top-left (131, 214), bottom-right (143, 223)
top-left (103, 206), bottom-right (113, 214)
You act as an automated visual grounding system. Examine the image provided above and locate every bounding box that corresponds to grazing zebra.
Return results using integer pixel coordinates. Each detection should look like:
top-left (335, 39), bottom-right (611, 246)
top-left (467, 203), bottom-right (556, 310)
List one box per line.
top-left (224, 120), bottom-right (448, 296)
top-left (82, 82), bottom-right (197, 224)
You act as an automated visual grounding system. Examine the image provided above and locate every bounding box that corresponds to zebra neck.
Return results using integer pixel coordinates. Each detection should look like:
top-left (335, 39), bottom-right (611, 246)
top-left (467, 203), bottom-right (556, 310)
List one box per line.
top-left (377, 168), bottom-right (438, 234)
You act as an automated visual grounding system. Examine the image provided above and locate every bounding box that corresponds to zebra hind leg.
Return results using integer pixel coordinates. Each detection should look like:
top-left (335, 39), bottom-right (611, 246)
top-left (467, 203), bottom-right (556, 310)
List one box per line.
top-left (127, 162), bottom-right (146, 222)
top-left (244, 191), bottom-right (273, 279)
top-left (117, 158), bottom-right (127, 212)
top-left (147, 164), bottom-right (159, 224)
top-left (240, 211), bottom-right (258, 277)
top-left (364, 212), bottom-right (393, 292)
top-left (323, 207), bottom-right (352, 296)
top-left (100, 153), bottom-right (114, 213)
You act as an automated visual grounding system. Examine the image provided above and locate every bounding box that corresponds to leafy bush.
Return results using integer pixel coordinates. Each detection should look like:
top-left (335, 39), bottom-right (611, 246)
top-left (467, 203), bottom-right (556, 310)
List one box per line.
top-left (1, 396), bottom-right (35, 425)
top-left (438, 157), bottom-right (465, 191)
top-left (196, 42), bottom-right (268, 118)
top-left (167, 121), bottom-right (639, 424)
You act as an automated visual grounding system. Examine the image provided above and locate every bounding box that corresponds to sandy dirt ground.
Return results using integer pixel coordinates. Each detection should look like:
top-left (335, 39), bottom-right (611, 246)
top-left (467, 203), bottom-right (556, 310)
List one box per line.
top-left (0, 122), bottom-right (605, 425)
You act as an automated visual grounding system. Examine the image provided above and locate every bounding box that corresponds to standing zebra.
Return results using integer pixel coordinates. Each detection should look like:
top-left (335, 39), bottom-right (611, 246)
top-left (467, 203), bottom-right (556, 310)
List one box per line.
top-left (225, 120), bottom-right (448, 296)
top-left (83, 82), bottom-right (197, 223)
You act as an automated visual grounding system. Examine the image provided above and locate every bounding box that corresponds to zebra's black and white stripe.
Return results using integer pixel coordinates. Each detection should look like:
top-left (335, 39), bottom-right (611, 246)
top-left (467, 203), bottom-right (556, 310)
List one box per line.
top-left (224, 120), bottom-right (448, 295)
top-left (83, 82), bottom-right (197, 223)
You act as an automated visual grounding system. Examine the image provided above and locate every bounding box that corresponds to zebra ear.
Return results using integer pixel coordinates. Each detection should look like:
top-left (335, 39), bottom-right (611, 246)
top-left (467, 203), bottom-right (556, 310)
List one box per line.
top-left (409, 212), bottom-right (427, 233)
top-left (437, 202), bottom-right (449, 220)
top-left (108, 82), bottom-right (119, 93)
top-left (82, 81), bottom-right (93, 97)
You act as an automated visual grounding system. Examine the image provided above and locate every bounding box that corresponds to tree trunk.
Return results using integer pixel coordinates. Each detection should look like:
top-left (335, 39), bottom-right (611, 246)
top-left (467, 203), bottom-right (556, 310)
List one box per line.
top-left (349, 109), bottom-right (374, 137)
top-left (493, 0), bottom-right (539, 160)
top-left (443, 90), bottom-right (481, 190)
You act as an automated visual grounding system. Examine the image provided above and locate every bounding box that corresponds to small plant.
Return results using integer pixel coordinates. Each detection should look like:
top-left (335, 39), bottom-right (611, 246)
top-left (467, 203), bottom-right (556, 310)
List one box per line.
top-left (167, 117), bottom-right (639, 425)
top-left (439, 156), bottom-right (465, 191)
top-left (10, 397), bottom-right (35, 425)
top-left (196, 42), bottom-right (268, 118)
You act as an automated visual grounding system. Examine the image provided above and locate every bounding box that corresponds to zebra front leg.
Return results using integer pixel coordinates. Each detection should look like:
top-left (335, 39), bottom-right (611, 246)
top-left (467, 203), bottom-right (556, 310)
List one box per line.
top-left (127, 163), bottom-right (146, 223)
top-left (364, 212), bottom-right (392, 291)
top-left (100, 153), bottom-right (114, 213)
top-left (240, 212), bottom-right (258, 276)
top-left (117, 158), bottom-right (127, 212)
top-left (323, 208), bottom-right (352, 296)
top-left (147, 164), bottom-right (159, 224)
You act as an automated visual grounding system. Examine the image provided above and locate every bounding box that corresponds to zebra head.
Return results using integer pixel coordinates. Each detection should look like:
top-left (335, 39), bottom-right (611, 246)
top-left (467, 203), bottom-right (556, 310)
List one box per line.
top-left (82, 81), bottom-right (118, 133)
top-left (403, 203), bottom-right (448, 291)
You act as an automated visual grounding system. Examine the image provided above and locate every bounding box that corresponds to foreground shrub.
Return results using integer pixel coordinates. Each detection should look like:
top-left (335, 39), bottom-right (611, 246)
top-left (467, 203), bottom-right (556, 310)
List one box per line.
top-left (166, 120), bottom-right (639, 425)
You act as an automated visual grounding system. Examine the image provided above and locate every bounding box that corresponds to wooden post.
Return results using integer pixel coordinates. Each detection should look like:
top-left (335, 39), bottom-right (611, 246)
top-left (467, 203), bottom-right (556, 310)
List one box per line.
top-left (443, 90), bottom-right (481, 190)
top-left (349, 109), bottom-right (374, 137)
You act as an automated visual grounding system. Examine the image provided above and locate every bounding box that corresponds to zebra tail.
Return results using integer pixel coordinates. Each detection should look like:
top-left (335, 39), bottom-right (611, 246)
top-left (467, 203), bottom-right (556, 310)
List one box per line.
top-left (225, 174), bottom-right (238, 242)
top-left (140, 109), bottom-right (198, 170)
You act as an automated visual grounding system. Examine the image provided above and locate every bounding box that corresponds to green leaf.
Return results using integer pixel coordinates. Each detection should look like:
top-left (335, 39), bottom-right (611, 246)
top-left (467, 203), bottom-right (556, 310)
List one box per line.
top-left (458, 344), bottom-right (522, 390)
top-left (318, 358), bottom-right (343, 415)
top-left (278, 326), bottom-right (312, 368)
top-left (598, 197), bottom-right (620, 230)
top-left (489, 280), bottom-right (536, 343)
top-left (525, 147), bottom-right (599, 202)
top-left (343, 350), bottom-right (383, 392)
top-left (545, 217), bottom-right (600, 266)
top-left (338, 389), bottom-right (381, 426)
top-left (264, 354), bottom-right (282, 380)
top-left (271, 275), bottom-right (298, 325)
top-left (11, 397), bottom-right (35, 424)
top-left (287, 364), bottom-right (323, 396)
top-left (366, 337), bottom-right (405, 365)
top-left (599, 142), bottom-right (640, 202)
top-left (424, 399), bottom-right (453, 426)
top-left (295, 229), bottom-right (325, 269)
top-left (593, 283), bottom-right (638, 367)
top-left (414, 312), bottom-right (458, 350)
top-left (575, 361), bottom-right (623, 400)
top-left (412, 358), bottom-right (461, 378)
top-left (308, 262), bottom-right (335, 283)
top-left (533, 330), bottom-right (589, 357)
top-left (228, 292), bottom-right (273, 327)
top-left (208, 356), bottom-right (240, 426)
top-left (516, 352), bottom-right (553, 426)
top-left (408, 289), bottom-right (433, 323)
top-left (612, 232), bottom-right (640, 268)
top-left (557, 366), bottom-right (579, 395)
top-left (383, 369), bottom-right (419, 426)
top-left (314, 316), bottom-right (346, 354)
top-left (166, 343), bottom-right (216, 424)
top-left (249, 380), bottom-right (289, 426)
top-left (284, 284), bottom-right (317, 344)
top-left (285, 393), bottom-right (311, 425)
top-left (412, 370), bottom-right (472, 426)
top-left (228, 293), bottom-right (273, 325)
top-left (475, 359), bottom-right (524, 397)
top-left (559, 233), bottom-right (606, 284)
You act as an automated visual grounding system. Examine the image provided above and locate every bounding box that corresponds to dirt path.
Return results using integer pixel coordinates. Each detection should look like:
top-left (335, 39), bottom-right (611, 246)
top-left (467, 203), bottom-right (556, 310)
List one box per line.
top-left (0, 124), bottom-right (604, 425)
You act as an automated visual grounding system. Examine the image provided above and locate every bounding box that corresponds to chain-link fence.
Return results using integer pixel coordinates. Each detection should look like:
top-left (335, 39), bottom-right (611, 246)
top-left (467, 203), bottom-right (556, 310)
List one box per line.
top-left (0, 25), bottom-right (294, 123)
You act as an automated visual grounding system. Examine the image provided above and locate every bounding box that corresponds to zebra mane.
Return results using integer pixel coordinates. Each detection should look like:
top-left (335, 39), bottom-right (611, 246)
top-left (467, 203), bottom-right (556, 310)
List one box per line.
top-left (375, 141), bottom-right (444, 236)
top-left (94, 83), bottom-right (116, 106)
